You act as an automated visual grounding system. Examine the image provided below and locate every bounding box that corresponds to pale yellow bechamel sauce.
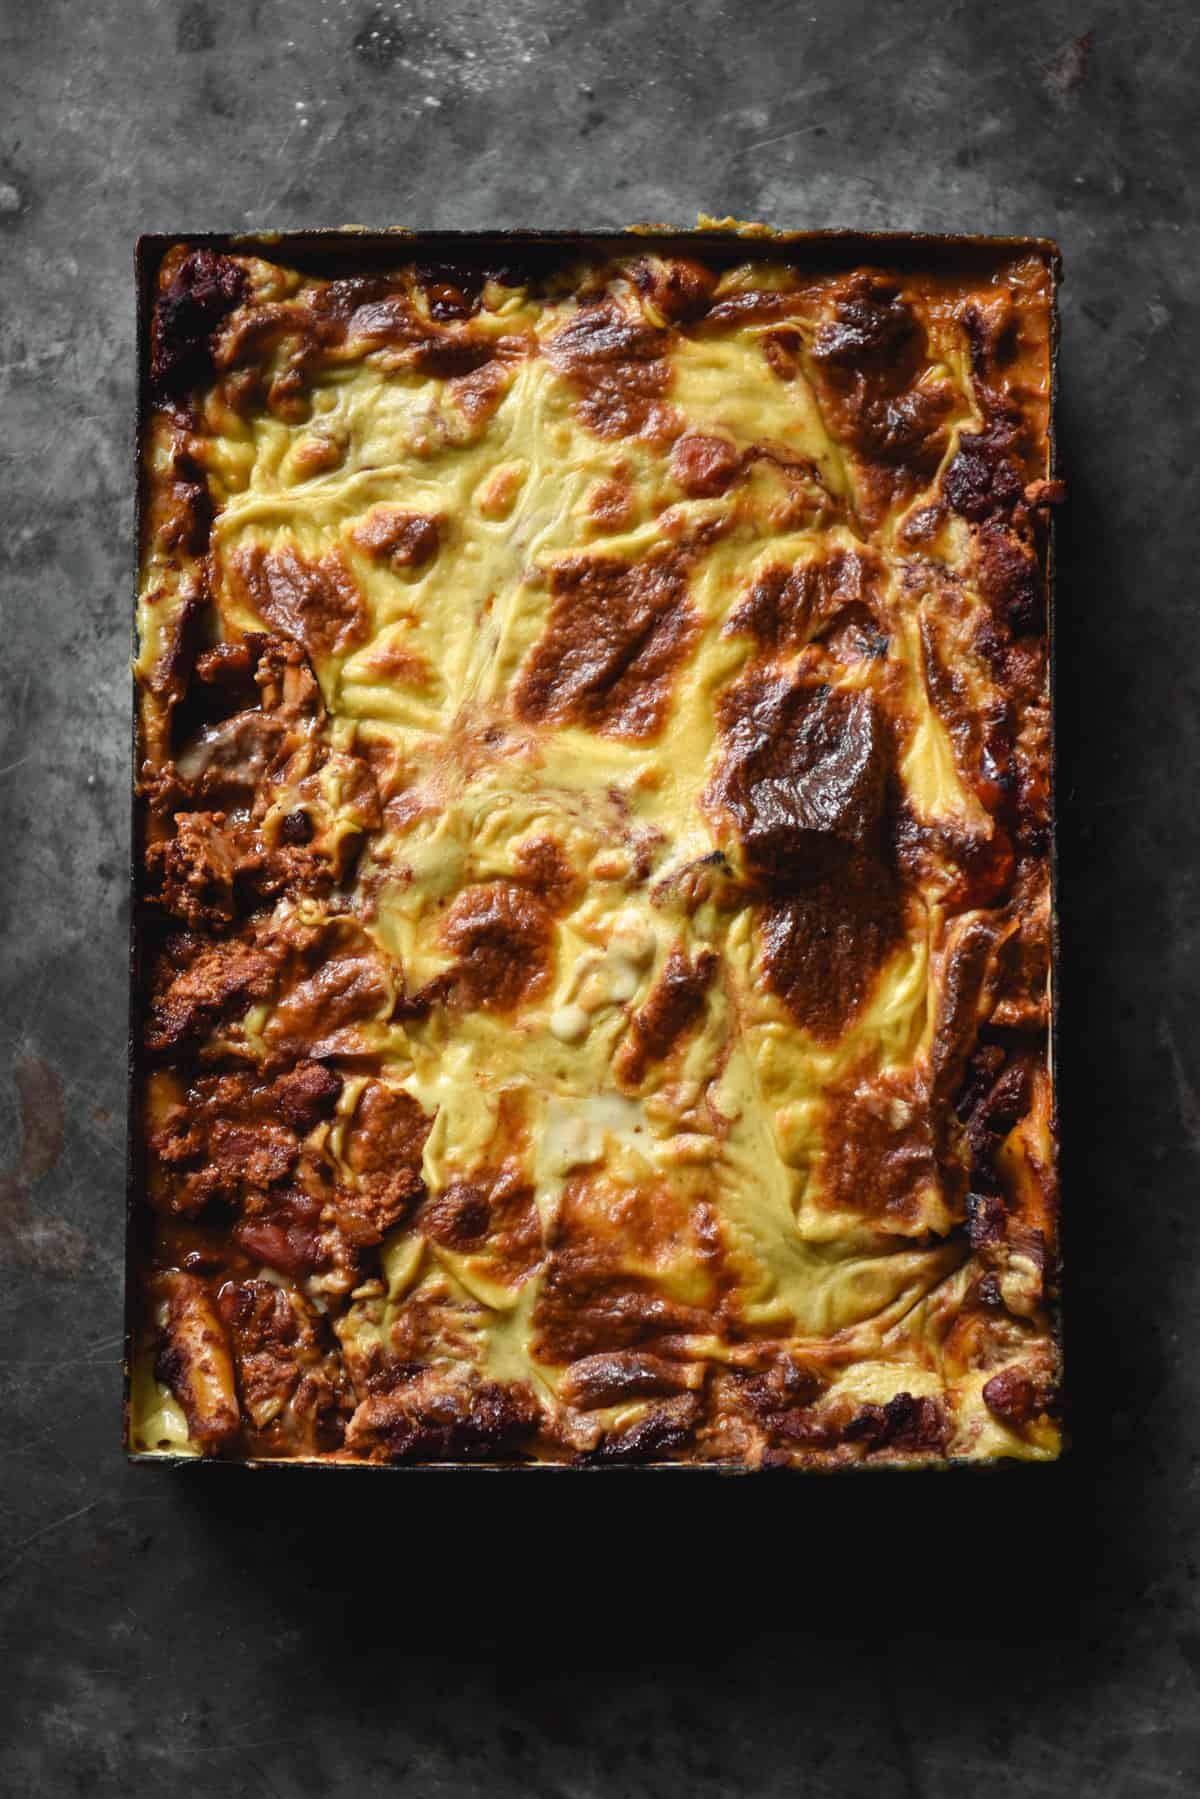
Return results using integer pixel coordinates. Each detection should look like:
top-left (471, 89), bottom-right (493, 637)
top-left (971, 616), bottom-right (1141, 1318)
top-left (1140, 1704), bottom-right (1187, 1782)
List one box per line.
top-left (133, 245), bottom-right (1058, 1461)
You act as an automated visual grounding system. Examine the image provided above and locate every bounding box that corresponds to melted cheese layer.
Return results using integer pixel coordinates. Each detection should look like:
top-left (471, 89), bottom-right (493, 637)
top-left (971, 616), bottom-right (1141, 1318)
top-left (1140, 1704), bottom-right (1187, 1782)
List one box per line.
top-left (132, 232), bottom-right (1060, 1467)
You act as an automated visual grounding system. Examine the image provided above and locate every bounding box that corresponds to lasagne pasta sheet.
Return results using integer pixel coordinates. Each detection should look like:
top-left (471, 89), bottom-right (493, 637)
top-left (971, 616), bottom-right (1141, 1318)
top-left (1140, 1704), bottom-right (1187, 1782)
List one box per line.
top-left (131, 229), bottom-right (1061, 1467)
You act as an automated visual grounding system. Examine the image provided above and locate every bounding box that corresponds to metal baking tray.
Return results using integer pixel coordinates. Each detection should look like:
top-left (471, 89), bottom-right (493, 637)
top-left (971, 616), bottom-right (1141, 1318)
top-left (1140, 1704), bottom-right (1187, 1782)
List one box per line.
top-left (126, 226), bottom-right (1062, 1471)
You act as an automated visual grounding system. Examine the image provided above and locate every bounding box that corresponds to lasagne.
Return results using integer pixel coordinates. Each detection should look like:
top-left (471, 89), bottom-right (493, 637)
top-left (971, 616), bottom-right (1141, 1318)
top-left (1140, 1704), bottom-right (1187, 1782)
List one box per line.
top-left (129, 227), bottom-right (1061, 1467)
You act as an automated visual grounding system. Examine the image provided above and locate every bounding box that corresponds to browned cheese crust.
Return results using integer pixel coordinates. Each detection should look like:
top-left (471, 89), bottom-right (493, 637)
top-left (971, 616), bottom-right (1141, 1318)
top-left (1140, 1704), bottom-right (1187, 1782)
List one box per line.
top-left (130, 234), bottom-right (1061, 1467)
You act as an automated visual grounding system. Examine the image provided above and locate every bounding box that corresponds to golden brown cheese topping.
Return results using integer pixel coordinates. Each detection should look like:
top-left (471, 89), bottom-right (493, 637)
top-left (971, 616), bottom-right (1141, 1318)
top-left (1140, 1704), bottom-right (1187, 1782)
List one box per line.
top-left (130, 231), bottom-right (1061, 1467)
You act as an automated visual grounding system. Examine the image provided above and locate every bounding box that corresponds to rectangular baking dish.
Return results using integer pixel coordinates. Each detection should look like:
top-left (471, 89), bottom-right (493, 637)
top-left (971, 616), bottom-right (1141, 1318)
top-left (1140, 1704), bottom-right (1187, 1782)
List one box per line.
top-left (126, 226), bottom-right (1062, 1471)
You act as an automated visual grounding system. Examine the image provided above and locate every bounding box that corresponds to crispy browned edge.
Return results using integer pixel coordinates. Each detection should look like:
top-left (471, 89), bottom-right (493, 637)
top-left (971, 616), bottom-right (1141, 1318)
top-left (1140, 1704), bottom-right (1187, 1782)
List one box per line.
top-left (124, 225), bottom-right (1063, 1473)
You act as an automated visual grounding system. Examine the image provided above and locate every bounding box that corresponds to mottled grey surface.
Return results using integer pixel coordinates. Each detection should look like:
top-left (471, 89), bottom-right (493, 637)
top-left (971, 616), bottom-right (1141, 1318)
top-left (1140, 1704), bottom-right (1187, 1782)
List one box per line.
top-left (1, 0), bottom-right (1198, 1792)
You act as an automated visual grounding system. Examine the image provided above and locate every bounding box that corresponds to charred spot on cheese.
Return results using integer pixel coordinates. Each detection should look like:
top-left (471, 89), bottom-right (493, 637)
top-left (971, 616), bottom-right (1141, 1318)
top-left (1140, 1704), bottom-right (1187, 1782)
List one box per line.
top-left (151, 248), bottom-right (248, 400)
top-left (616, 943), bottom-right (719, 1087)
top-left (531, 1175), bottom-right (720, 1369)
top-left (818, 1056), bottom-right (961, 1223)
top-left (896, 806), bottom-right (1014, 914)
top-left (512, 833), bottom-right (581, 913)
top-left (514, 543), bottom-right (700, 740)
top-left (349, 507), bottom-right (442, 570)
top-left (587, 475), bottom-right (637, 531)
top-left (706, 672), bottom-right (907, 1037)
top-left (545, 302), bottom-right (678, 442)
top-left (670, 432), bottom-right (742, 497)
top-left (818, 602), bottom-right (891, 666)
top-left (441, 880), bottom-right (554, 1012)
top-left (361, 638), bottom-right (432, 687)
top-left (725, 548), bottom-right (883, 656)
top-left (421, 1159), bottom-right (537, 1259)
top-left (327, 288), bottom-right (417, 348)
top-left (446, 345), bottom-right (526, 427)
top-left (705, 287), bottom-right (807, 329)
top-left (420, 1180), bottom-right (492, 1248)
top-left (228, 541), bottom-right (367, 661)
top-left (981, 1366), bottom-right (1037, 1426)
top-left (808, 275), bottom-right (955, 524)
top-left (412, 335), bottom-right (497, 384)
top-left (757, 872), bottom-right (904, 1041)
top-left (898, 503), bottom-right (944, 547)
top-left (630, 254), bottom-right (717, 323)
top-left (531, 1258), bottom-right (707, 1368)
top-left (973, 518), bottom-right (1043, 636)
top-left (762, 326), bottom-right (804, 382)
top-left (473, 460), bottom-right (526, 521)
top-left (959, 290), bottom-right (1019, 379)
top-left (706, 670), bottom-right (890, 878)
top-left (942, 421), bottom-right (1028, 523)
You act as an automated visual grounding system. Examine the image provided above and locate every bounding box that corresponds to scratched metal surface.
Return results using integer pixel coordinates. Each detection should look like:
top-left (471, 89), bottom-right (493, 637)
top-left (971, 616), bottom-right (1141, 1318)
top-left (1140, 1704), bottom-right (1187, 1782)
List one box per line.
top-left (2, 2), bottom-right (1198, 1794)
